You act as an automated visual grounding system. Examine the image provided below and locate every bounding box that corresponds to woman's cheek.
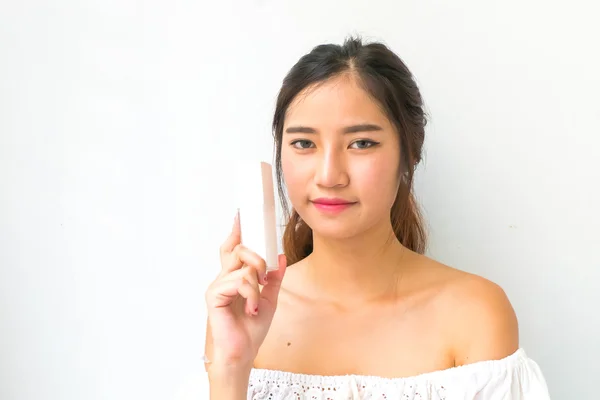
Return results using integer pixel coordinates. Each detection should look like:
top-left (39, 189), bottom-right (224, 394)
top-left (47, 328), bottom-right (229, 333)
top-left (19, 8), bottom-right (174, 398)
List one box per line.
top-left (282, 158), bottom-right (304, 204)
top-left (354, 159), bottom-right (399, 205)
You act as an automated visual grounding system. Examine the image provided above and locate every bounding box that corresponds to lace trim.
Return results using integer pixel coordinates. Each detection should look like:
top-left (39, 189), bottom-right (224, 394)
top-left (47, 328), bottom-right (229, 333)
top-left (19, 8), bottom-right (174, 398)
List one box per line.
top-left (250, 347), bottom-right (527, 386)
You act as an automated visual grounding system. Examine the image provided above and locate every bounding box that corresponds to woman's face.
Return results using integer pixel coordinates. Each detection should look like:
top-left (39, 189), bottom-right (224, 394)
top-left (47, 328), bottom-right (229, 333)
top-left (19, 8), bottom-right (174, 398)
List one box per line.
top-left (281, 74), bottom-right (402, 240)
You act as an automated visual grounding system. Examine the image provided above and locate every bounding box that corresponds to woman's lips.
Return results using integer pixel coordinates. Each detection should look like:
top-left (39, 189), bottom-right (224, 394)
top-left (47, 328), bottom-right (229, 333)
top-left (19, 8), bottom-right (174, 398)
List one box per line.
top-left (311, 198), bottom-right (356, 213)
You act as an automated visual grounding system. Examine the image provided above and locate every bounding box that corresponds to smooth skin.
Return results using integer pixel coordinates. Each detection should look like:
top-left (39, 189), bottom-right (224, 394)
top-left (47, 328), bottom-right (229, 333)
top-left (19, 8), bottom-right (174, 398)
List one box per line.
top-left (204, 73), bottom-right (518, 399)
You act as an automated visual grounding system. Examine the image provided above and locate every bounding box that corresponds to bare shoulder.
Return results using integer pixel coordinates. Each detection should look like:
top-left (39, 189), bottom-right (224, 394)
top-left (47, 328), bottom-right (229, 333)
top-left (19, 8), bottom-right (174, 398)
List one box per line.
top-left (418, 258), bottom-right (519, 367)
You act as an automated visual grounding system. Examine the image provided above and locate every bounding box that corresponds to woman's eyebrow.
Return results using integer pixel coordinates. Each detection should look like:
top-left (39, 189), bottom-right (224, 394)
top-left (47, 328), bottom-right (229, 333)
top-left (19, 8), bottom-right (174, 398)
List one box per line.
top-left (285, 126), bottom-right (316, 134)
top-left (285, 123), bottom-right (383, 134)
top-left (342, 123), bottom-right (383, 133)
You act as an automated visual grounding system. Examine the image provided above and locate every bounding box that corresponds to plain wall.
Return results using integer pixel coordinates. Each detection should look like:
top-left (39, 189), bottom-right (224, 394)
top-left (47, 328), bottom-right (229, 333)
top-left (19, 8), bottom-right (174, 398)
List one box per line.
top-left (1, 1), bottom-right (598, 399)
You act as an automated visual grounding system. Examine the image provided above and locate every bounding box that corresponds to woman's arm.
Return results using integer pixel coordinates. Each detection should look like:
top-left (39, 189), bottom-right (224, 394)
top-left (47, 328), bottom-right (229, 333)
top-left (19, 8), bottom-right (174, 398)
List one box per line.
top-left (203, 214), bottom-right (288, 400)
top-left (207, 364), bottom-right (251, 400)
top-left (204, 319), bottom-right (252, 400)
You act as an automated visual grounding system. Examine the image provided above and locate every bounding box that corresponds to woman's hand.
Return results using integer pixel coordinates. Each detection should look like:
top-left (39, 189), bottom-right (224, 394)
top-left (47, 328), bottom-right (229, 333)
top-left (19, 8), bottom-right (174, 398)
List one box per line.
top-left (204, 211), bottom-right (287, 375)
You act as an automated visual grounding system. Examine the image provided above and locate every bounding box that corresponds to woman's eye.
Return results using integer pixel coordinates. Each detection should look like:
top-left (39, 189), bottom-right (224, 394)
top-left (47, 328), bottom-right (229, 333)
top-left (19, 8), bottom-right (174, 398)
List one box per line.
top-left (291, 140), bottom-right (315, 149)
top-left (350, 140), bottom-right (378, 149)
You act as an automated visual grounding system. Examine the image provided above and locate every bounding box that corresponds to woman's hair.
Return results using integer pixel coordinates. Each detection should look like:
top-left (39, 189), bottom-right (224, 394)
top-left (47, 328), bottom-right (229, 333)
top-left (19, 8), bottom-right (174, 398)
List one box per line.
top-left (272, 35), bottom-right (428, 264)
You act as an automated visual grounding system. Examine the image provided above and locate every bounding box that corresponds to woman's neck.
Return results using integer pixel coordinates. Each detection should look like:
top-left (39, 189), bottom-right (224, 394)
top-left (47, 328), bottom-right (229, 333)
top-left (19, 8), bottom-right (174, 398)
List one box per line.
top-left (302, 221), bottom-right (412, 305)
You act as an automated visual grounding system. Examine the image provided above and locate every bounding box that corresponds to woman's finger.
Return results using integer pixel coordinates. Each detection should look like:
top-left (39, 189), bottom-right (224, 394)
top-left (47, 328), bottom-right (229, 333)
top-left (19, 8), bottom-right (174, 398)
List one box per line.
top-left (260, 254), bottom-right (287, 308)
top-left (225, 265), bottom-right (260, 288)
top-left (220, 245), bottom-right (268, 283)
top-left (237, 277), bottom-right (260, 316)
top-left (206, 274), bottom-right (260, 316)
top-left (230, 266), bottom-right (260, 314)
top-left (217, 263), bottom-right (259, 284)
top-left (236, 246), bottom-right (268, 284)
top-left (220, 244), bottom-right (244, 275)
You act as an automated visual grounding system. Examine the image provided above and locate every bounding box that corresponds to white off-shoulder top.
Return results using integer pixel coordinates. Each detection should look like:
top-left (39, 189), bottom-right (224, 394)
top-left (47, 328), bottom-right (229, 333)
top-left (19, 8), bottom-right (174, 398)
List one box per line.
top-left (247, 348), bottom-right (550, 399)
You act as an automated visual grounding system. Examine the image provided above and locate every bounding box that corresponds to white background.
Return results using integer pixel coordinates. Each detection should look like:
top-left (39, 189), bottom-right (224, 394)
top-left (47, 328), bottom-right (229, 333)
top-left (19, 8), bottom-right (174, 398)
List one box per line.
top-left (1, 1), bottom-right (599, 399)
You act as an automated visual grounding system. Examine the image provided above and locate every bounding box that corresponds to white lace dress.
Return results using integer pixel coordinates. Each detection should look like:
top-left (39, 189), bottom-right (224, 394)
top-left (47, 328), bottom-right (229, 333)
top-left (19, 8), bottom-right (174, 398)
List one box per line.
top-left (247, 348), bottom-right (550, 399)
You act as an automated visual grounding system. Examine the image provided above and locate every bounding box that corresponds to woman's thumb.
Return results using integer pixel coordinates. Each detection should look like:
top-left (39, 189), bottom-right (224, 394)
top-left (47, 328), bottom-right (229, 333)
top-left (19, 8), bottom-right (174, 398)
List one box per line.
top-left (260, 254), bottom-right (287, 306)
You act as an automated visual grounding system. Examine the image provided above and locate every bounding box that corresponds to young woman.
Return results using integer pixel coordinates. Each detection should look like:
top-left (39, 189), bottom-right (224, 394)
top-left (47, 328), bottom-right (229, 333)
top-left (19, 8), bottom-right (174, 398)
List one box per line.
top-left (204, 36), bottom-right (551, 399)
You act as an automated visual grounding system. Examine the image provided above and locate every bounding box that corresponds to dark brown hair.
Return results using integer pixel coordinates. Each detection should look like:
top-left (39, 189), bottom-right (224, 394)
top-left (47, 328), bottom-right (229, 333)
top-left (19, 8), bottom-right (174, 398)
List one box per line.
top-left (273, 36), bottom-right (427, 265)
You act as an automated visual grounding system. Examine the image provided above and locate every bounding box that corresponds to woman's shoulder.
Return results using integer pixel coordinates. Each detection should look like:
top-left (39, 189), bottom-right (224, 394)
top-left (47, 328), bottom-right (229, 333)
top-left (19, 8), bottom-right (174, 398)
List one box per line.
top-left (417, 256), bottom-right (520, 366)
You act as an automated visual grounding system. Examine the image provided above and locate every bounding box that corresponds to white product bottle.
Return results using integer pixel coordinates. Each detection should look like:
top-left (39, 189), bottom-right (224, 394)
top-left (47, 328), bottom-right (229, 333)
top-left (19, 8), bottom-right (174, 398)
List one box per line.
top-left (236, 161), bottom-right (279, 271)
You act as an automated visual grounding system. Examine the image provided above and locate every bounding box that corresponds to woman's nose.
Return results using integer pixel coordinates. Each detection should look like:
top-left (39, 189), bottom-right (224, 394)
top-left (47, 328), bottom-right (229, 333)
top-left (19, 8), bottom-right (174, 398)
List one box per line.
top-left (314, 148), bottom-right (349, 188)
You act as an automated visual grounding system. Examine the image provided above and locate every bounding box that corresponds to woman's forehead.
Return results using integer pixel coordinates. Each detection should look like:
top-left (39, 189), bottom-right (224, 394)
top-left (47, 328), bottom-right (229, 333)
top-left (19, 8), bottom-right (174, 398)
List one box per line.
top-left (285, 77), bottom-right (391, 130)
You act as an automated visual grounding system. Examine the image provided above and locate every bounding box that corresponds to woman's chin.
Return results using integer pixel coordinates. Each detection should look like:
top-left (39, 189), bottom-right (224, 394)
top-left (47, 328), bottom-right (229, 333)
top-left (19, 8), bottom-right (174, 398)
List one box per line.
top-left (310, 223), bottom-right (362, 241)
